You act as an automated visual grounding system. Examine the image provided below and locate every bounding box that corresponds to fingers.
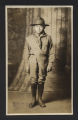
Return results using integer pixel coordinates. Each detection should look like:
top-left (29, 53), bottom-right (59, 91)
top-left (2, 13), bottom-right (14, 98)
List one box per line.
top-left (47, 67), bottom-right (52, 72)
top-left (47, 68), bottom-right (50, 72)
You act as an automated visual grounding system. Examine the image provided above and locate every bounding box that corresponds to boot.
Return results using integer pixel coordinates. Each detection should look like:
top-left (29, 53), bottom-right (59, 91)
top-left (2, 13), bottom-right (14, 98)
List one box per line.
top-left (38, 83), bottom-right (46, 107)
top-left (29, 83), bottom-right (37, 108)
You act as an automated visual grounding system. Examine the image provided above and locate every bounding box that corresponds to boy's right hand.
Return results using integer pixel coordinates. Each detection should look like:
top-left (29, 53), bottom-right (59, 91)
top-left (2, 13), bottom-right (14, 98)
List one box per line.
top-left (47, 65), bottom-right (52, 72)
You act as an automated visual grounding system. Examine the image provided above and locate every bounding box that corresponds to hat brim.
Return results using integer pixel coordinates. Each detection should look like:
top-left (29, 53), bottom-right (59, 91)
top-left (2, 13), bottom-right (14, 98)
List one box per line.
top-left (30, 24), bottom-right (49, 26)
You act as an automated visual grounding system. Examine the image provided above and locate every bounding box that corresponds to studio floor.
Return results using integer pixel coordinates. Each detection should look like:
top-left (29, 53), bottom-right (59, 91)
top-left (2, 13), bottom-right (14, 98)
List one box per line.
top-left (7, 91), bottom-right (72, 114)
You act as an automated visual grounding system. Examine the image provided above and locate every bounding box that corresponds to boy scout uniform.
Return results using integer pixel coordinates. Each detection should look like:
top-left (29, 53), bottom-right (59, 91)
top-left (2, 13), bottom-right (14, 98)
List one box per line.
top-left (25, 17), bottom-right (54, 108)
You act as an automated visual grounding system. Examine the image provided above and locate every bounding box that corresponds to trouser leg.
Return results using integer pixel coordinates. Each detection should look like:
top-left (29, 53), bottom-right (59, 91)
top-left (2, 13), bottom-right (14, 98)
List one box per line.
top-left (38, 60), bottom-right (47, 107)
top-left (29, 55), bottom-right (38, 84)
top-left (29, 55), bottom-right (38, 108)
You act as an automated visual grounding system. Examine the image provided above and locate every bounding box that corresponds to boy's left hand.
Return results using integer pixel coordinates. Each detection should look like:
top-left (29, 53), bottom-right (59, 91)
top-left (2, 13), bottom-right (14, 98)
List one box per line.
top-left (47, 65), bottom-right (52, 72)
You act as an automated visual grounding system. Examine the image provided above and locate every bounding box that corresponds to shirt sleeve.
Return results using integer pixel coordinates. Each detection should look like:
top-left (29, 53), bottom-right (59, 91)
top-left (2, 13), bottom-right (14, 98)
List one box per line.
top-left (22, 37), bottom-right (30, 66)
top-left (48, 36), bottom-right (55, 67)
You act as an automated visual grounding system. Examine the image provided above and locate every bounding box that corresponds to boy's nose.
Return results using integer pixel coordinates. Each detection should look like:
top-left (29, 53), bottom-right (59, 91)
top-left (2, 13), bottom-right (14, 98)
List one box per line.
top-left (39, 27), bottom-right (41, 30)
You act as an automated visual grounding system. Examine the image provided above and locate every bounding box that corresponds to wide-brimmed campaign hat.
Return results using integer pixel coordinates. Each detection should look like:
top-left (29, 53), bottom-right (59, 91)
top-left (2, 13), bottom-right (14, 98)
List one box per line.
top-left (30, 17), bottom-right (49, 26)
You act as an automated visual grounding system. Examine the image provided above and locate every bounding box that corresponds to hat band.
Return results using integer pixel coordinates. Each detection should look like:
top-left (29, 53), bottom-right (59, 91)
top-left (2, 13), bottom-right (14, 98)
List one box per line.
top-left (30, 23), bottom-right (49, 26)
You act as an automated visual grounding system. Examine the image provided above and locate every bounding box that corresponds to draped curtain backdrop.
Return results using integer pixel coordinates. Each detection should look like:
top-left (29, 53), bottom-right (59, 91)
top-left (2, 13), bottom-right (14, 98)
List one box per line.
top-left (8, 7), bottom-right (71, 93)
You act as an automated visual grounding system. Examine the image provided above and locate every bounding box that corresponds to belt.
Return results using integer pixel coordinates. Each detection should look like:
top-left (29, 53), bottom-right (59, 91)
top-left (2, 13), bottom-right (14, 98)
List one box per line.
top-left (29, 53), bottom-right (48, 57)
top-left (29, 54), bottom-right (35, 55)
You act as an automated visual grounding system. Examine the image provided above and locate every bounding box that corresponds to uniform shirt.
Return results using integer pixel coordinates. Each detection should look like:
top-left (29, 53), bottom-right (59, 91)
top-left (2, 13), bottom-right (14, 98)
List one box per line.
top-left (24, 32), bottom-right (55, 67)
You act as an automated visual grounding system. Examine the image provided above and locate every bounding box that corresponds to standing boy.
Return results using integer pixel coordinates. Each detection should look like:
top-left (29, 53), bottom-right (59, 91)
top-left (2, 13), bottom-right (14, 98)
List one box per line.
top-left (25, 17), bottom-right (54, 108)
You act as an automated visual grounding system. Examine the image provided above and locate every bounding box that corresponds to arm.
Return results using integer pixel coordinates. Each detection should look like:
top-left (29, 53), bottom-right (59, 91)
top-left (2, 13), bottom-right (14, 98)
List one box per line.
top-left (23, 38), bottom-right (30, 73)
top-left (47, 36), bottom-right (55, 72)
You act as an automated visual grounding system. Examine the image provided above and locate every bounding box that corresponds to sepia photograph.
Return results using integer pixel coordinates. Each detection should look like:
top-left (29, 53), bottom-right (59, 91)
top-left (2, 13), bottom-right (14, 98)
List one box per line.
top-left (5, 6), bottom-right (73, 115)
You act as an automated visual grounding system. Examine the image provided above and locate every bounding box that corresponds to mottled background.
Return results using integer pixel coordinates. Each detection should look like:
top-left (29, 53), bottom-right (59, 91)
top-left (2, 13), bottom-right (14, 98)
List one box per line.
top-left (7, 7), bottom-right (72, 95)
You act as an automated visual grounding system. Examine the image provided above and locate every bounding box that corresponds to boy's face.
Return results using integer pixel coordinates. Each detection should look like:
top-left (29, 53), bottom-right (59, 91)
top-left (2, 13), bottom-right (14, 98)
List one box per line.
top-left (34, 25), bottom-right (44, 34)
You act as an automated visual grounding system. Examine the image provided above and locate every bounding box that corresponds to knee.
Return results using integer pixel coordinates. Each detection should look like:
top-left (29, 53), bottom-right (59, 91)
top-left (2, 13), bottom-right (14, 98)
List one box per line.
top-left (38, 79), bottom-right (45, 84)
top-left (30, 77), bottom-right (37, 84)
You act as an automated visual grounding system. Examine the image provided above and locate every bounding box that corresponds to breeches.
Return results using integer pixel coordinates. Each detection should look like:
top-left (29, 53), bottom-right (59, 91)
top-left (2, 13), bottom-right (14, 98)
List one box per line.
top-left (29, 55), bottom-right (48, 84)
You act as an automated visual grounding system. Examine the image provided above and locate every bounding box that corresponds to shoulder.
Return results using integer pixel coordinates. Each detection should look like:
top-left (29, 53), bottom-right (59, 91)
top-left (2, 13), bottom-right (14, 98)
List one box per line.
top-left (26, 34), bottom-right (33, 40)
top-left (26, 34), bottom-right (34, 43)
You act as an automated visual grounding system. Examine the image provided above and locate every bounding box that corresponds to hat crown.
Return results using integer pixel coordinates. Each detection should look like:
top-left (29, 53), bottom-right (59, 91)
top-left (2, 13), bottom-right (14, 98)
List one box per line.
top-left (30, 16), bottom-right (49, 26)
top-left (34, 17), bottom-right (45, 25)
